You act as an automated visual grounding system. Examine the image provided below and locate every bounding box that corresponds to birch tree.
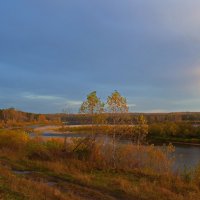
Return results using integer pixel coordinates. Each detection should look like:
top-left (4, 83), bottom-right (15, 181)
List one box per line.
top-left (80, 91), bottom-right (104, 115)
top-left (107, 90), bottom-right (128, 168)
top-left (73, 91), bottom-right (104, 152)
top-left (132, 115), bottom-right (148, 146)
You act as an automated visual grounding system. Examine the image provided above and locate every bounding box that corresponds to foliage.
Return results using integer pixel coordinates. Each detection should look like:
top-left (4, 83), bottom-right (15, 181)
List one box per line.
top-left (79, 91), bottom-right (104, 114)
top-left (106, 91), bottom-right (129, 168)
top-left (0, 130), bottom-right (29, 151)
top-left (131, 115), bottom-right (149, 145)
top-left (149, 122), bottom-right (200, 143)
top-left (107, 90), bottom-right (128, 114)
top-left (0, 108), bottom-right (61, 128)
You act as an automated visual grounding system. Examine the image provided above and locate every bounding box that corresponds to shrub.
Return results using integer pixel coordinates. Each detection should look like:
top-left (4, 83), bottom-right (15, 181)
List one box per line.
top-left (26, 139), bottom-right (51, 160)
top-left (87, 140), bottom-right (174, 173)
top-left (0, 130), bottom-right (29, 151)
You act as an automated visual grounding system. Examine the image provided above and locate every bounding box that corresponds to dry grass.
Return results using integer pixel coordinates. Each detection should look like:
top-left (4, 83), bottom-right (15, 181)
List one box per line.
top-left (0, 130), bottom-right (200, 200)
top-left (0, 166), bottom-right (82, 200)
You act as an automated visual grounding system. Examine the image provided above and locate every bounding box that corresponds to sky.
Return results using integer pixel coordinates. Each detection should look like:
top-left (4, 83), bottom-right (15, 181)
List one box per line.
top-left (0, 0), bottom-right (200, 113)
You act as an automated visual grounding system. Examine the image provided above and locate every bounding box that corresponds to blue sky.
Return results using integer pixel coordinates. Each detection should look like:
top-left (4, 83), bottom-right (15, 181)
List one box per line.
top-left (0, 0), bottom-right (200, 113)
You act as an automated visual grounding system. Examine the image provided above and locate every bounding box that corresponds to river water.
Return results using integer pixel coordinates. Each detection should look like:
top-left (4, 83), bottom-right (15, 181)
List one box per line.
top-left (31, 132), bottom-right (200, 171)
top-left (172, 144), bottom-right (200, 171)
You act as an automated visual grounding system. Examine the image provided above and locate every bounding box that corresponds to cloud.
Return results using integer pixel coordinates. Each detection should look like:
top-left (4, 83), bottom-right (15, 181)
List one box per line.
top-left (66, 100), bottom-right (82, 106)
top-left (23, 94), bottom-right (62, 101)
top-left (18, 92), bottom-right (82, 113)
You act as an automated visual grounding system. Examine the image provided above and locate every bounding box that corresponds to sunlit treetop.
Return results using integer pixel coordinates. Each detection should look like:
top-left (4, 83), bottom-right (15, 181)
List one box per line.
top-left (79, 91), bottom-right (104, 114)
top-left (107, 90), bottom-right (128, 113)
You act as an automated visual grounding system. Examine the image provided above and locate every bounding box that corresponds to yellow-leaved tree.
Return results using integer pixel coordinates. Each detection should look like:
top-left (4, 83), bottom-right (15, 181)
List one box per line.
top-left (73, 91), bottom-right (104, 152)
top-left (107, 90), bottom-right (128, 168)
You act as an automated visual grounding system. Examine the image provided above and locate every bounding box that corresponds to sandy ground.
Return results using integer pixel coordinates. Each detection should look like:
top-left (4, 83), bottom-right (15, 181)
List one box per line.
top-left (33, 125), bottom-right (64, 133)
top-left (33, 124), bottom-right (93, 133)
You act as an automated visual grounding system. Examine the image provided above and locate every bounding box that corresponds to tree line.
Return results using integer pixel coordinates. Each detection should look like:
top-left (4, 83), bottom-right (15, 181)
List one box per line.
top-left (0, 108), bottom-right (61, 128)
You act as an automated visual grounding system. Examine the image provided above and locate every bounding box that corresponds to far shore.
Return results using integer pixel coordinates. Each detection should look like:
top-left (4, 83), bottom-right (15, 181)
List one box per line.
top-left (31, 125), bottom-right (200, 147)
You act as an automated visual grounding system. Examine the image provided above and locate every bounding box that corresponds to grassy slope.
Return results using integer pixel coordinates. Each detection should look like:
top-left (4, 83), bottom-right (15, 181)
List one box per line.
top-left (1, 155), bottom-right (200, 200)
top-left (0, 129), bottom-right (200, 200)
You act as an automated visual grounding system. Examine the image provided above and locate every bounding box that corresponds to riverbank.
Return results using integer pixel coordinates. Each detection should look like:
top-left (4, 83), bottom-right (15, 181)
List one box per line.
top-left (33, 125), bottom-right (200, 147)
top-left (33, 125), bottom-right (61, 133)
top-left (149, 136), bottom-right (200, 146)
top-left (1, 129), bottom-right (200, 200)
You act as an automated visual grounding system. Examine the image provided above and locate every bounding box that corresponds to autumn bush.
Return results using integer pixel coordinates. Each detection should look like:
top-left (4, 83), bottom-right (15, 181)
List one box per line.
top-left (0, 129), bottom-right (176, 175)
top-left (26, 139), bottom-right (52, 160)
top-left (90, 143), bottom-right (174, 173)
top-left (0, 130), bottom-right (29, 151)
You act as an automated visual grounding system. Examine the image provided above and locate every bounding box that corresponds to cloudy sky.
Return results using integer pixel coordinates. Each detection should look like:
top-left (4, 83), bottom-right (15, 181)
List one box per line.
top-left (0, 0), bottom-right (200, 113)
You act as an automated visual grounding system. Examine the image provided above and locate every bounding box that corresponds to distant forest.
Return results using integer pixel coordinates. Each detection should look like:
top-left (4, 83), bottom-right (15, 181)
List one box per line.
top-left (0, 108), bottom-right (61, 127)
top-left (1, 108), bottom-right (200, 126)
top-left (61, 112), bottom-right (200, 125)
